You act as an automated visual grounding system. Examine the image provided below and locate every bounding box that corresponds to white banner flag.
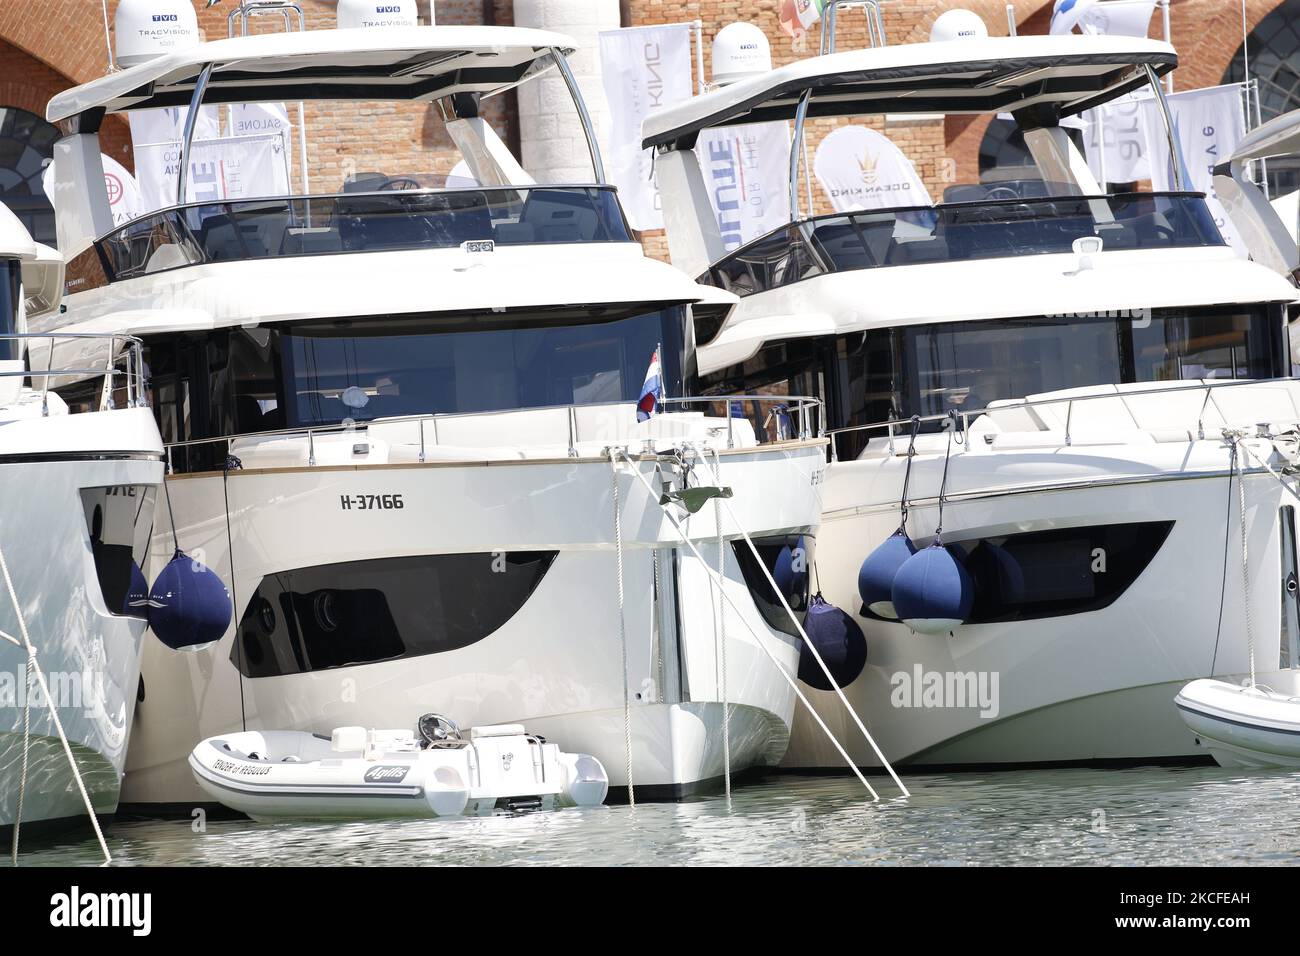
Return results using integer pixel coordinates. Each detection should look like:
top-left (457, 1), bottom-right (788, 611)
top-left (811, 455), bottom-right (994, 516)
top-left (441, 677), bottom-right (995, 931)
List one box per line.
top-left (1080, 0), bottom-right (1157, 37)
top-left (43, 153), bottom-right (141, 228)
top-left (1143, 84), bottom-right (1247, 252)
top-left (128, 106), bottom-right (219, 147)
top-left (1052, 0), bottom-right (1155, 37)
top-left (101, 154), bottom-right (142, 227)
top-left (813, 125), bottom-right (932, 213)
top-left (1083, 92), bottom-right (1153, 184)
top-left (1050, 0), bottom-right (1100, 34)
top-left (134, 133), bottom-right (291, 211)
top-left (598, 24), bottom-right (694, 231)
top-left (698, 122), bottom-right (792, 251)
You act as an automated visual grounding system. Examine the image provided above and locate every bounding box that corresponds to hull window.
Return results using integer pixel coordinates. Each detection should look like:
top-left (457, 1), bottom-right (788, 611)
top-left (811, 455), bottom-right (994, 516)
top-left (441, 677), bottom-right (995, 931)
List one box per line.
top-left (80, 485), bottom-right (157, 619)
top-left (946, 521), bottom-right (1174, 624)
top-left (731, 534), bottom-right (815, 637)
top-left (231, 550), bottom-right (557, 678)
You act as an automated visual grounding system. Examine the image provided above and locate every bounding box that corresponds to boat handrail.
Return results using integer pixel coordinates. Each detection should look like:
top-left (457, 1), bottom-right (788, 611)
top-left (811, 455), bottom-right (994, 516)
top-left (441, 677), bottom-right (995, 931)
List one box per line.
top-left (159, 394), bottom-right (825, 472)
top-left (824, 376), bottom-right (1300, 458)
top-left (0, 332), bottom-right (148, 415)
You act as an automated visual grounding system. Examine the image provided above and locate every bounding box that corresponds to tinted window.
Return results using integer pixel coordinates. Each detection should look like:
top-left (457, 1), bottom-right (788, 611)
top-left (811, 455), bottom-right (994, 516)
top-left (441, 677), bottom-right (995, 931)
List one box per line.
top-left (731, 534), bottom-right (815, 637)
top-left (81, 485), bottom-right (157, 618)
top-left (232, 551), bottom-right (557, 678)
top-left (279, 309), bottom-right (683, 427)
top-left (949, 521), bottom-right (1173, 623)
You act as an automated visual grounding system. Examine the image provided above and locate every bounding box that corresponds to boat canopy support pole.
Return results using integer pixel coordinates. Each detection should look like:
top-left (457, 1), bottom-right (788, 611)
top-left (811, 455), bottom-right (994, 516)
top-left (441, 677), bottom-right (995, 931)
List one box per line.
top-left (552, 48), bottom-right (606, 185)
top-left (789, 90), bottom-right (812, 221)
top-left (176, 62), bottom-right (215, 206)
top-left (1146, 64), bottom-right (1190, 192)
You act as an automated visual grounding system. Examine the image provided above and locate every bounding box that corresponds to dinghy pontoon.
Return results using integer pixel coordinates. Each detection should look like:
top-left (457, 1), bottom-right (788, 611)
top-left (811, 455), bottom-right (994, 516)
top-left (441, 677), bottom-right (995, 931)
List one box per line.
top-left (189, 715), bottom-right (608, 820)
top-left (1176, 679), bottom-right (1300, 769)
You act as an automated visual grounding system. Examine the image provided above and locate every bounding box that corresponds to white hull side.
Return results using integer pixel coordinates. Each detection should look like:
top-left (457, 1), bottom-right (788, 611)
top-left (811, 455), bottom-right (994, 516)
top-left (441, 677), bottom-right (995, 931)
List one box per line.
top-left (784, 441), bottom-right (1292, 770)
top-left (0, 410), bottom-right (162, 827)
top-left (124, 444), bottom-right (823, 807)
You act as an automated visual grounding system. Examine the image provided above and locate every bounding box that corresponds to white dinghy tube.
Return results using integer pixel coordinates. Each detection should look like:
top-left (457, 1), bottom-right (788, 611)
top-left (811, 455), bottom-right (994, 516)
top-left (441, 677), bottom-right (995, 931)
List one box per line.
top-left (1176, 679), bottom-right (1300, 769)
top-left (190, 718), bottom-right (608, 821)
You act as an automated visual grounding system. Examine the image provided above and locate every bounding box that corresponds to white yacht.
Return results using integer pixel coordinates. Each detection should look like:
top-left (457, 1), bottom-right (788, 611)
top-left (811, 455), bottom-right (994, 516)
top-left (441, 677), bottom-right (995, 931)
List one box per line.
top-left (0, 205), bottom-right (163, 836)
top-left (40, 24), bottom-right (830, 808)
top-left (644, 25), bottom-right (1300, 770)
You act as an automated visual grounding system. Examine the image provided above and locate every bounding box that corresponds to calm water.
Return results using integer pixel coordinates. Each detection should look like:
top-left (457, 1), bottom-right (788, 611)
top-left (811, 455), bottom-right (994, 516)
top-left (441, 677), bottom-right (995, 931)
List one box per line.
top-left (14, 766), bottom-right (1300, 866)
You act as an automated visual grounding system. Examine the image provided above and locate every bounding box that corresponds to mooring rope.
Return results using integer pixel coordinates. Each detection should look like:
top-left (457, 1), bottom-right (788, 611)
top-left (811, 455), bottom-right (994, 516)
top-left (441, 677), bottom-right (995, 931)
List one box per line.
top-left (1229, 436), bottom-right (1259, 688)
top-left (9, 655), bottom-right (31, 866)
top-left (615, 448), bottom-right (884, 801)
top-left (609, 450), bottom-right (635, 807)
top-left (691, 449), bottom-right (910, 799)
top-left (710, 446), bottom-right (731, 803)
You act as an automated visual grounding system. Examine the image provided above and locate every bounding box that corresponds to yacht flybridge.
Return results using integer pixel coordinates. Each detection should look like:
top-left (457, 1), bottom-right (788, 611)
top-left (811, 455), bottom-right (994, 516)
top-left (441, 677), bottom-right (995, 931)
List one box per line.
top-left (40, 24), bottom-right (837, 807)
top-left (645, 24), bottom-right (1300, 770)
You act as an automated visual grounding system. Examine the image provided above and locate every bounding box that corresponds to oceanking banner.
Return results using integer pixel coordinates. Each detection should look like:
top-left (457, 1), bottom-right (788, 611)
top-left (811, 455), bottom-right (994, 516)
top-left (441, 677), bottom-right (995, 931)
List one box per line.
top-left (598, 23), bottom-right (694, 231)
top-left (813, 125), bottom-right (932, 213)
top-left (133, 133), bottom-right (291, 211)
top-left (697, 122), bottom-right (792, 251)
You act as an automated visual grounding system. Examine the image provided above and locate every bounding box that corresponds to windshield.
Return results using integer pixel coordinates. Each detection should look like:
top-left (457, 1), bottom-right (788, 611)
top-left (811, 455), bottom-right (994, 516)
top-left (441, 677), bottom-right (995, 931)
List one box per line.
top-left (227, 307), bottom-right (685, 431)
top-left (704, 193), bottom-right (1223, 295)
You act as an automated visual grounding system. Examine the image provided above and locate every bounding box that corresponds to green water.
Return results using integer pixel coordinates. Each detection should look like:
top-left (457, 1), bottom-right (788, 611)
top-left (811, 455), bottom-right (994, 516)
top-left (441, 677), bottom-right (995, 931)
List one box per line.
top-left (14, 767), bottom-right (1300, 866)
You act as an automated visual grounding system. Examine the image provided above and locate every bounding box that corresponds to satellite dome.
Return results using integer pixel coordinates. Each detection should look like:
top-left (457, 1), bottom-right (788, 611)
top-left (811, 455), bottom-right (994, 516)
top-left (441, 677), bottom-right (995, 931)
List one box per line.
top-left (712, 22), bottom-right (772, 87)
top-left (929, 9), bottom-right (990, 43)
top-left (114, 0), bottom-right (200, 68)
top-left (337, 0), bottom-right (420, 29)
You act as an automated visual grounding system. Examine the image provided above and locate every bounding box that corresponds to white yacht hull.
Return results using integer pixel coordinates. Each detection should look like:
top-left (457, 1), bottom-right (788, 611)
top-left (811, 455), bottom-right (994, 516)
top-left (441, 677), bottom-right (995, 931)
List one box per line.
top-left (124, 438), bottom-right (825, 808)
top-left (785, 425), bottom-right (1299, 771)
top-left (0, 407), bottom-right (162, 831)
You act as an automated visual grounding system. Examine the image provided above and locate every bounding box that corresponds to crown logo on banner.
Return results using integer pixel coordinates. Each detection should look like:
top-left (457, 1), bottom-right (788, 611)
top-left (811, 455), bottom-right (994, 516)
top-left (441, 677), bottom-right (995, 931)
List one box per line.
top-left (857, 149), bottom-right (879, 186)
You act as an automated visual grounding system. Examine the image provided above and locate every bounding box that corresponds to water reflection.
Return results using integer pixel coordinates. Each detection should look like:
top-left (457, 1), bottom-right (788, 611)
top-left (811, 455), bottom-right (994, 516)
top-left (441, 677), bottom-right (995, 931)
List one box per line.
top-left (14, 767), bottom-right (1300, 866)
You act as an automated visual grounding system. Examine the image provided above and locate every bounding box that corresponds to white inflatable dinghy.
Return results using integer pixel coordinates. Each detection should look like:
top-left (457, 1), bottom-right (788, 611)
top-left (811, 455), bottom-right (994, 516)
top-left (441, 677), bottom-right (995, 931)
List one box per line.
top-left (1175, 678), bottom-right (1300, 768)
top-left (189, 714), bottom-right (608, 820)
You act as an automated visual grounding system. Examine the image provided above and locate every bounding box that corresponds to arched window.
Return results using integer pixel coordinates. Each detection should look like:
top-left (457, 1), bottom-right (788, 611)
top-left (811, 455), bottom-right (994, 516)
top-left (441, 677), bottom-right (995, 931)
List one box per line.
top-left (0, 106), bottom-right (58, 246)
top-left (1224, 0), bottom-right (1300, 195)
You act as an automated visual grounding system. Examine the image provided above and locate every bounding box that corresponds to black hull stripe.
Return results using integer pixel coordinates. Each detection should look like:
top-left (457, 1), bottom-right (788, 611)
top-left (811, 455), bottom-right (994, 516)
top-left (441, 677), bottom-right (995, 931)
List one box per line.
top-left (0, 451), bottom-right (162, 464)
top-left (1176, 701), bottom-right (1300, 737)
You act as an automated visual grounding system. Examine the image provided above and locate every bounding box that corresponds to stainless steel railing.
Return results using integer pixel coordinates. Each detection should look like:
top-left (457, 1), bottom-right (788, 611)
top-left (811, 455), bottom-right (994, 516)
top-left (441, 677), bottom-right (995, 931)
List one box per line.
top-left (0, 332), bottom-right (148, 416)
top-left (825, 377), bottom-right (1300, 460)
top-left (160, 394), bottom-right (824, 472)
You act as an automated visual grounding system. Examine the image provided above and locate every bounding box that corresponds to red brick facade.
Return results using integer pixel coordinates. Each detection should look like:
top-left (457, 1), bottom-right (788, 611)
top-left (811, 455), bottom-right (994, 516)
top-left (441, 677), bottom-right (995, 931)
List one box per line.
top-left (0, 0), bottom-right (1291, 254)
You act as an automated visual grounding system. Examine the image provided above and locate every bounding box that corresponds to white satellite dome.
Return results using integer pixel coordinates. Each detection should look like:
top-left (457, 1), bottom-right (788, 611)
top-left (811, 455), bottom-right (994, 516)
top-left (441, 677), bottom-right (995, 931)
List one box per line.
top-left (114, 0), bottom-right (201, 68)
top-left (712, 22), bottom-right (771, 87)
top-left (337, 0), bottom-right (421, 29)
top-left (929, 9), bottom-right (989, 43)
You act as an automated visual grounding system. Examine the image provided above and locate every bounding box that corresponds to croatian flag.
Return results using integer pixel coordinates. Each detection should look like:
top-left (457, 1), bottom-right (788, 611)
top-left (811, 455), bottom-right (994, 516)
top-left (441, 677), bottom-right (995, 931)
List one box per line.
top-left (637, 349), bottom-right (662, 422)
